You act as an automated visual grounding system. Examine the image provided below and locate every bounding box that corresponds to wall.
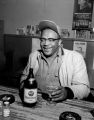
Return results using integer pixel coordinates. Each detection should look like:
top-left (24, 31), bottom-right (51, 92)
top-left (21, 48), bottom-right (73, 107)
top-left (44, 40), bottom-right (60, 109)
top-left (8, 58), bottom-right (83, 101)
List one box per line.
top-left (0, 0), bottom-right (94, 35)
top-left (0, 0), bottom-right (74, 35)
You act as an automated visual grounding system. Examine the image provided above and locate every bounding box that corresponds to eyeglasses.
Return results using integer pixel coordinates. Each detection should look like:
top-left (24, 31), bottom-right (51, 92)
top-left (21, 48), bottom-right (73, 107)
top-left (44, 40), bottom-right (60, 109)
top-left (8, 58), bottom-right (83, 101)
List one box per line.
top-left (40, 37), bottom-right (60, 43)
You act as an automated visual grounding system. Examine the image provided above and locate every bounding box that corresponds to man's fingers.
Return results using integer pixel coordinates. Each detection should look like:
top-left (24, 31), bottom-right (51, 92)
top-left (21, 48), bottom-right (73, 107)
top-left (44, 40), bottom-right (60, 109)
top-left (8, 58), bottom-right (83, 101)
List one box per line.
top-left (51, 87), bottom-right (65, 96)
top-left (52, 95), bottom-right (64, 102)
top-left (52, 92), bottom-right (63, 99)
top-left (51, 89), bottom-right (62, 96)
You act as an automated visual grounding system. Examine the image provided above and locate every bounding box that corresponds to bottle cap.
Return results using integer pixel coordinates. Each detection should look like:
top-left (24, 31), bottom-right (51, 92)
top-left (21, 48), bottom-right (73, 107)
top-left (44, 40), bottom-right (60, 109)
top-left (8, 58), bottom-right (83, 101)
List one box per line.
top-left (4, 101), bottom-right (9, 105)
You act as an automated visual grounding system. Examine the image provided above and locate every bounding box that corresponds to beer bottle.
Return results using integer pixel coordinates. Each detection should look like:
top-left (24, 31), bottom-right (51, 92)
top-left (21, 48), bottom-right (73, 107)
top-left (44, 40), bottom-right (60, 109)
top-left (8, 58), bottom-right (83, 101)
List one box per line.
top-left (23, 68), bottom-right (37, 107)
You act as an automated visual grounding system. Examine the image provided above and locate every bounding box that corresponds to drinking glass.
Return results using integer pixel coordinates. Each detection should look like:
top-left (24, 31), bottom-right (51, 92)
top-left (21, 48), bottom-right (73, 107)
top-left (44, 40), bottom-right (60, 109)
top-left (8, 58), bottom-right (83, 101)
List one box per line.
top-left (46, 85), bottom-right (59, 105)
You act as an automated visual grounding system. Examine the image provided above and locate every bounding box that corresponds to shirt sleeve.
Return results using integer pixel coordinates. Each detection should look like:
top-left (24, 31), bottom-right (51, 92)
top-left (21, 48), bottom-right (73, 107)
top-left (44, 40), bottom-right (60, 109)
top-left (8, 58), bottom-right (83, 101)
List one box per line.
top-left (20, 53), bottom-right (32, 84)
top-left (70, 52), bottom-right (90, 99)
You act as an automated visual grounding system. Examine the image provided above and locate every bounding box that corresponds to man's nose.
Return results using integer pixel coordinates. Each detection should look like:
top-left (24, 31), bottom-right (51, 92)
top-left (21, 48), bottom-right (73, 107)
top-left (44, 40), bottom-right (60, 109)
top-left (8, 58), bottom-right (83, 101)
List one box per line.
top-left (44, 40), bottom-right (50, 45)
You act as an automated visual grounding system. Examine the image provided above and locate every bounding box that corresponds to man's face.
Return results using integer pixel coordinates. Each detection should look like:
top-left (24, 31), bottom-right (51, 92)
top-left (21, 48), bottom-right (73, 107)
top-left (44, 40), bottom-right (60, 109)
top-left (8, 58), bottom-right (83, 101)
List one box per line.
top-left (40, 29), bottom-right (60, 57)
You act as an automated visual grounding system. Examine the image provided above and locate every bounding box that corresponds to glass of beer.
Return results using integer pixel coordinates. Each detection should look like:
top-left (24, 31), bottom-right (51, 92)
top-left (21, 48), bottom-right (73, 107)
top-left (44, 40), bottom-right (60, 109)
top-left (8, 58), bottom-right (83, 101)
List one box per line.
top-left (46, 85), bottom-right (59, 105)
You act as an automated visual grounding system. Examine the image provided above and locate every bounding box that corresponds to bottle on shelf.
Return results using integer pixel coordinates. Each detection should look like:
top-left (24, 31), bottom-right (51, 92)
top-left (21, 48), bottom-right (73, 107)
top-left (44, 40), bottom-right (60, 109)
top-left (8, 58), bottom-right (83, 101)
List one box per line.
top-left (31, 26), bottom-right (35, 36)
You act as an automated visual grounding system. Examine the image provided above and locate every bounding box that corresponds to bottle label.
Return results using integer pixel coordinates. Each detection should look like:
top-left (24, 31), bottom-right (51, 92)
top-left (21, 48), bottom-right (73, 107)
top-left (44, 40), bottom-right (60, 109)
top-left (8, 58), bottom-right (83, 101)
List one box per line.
top-left (24, 88), bottom-right (37, 103)
top-left (3, 108), bottom-right (10, 117)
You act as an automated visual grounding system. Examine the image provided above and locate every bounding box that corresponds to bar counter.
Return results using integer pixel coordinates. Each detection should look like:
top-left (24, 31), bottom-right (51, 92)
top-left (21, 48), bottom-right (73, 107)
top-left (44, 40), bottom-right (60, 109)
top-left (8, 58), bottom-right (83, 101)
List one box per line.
top-left (0, 85), bottom-right (94, 120)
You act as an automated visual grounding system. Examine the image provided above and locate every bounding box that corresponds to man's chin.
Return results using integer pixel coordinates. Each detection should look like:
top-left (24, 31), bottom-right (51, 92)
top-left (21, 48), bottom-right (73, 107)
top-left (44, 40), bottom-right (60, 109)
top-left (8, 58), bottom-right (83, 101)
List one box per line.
top-left (43, 52), bottom-right (52, 58)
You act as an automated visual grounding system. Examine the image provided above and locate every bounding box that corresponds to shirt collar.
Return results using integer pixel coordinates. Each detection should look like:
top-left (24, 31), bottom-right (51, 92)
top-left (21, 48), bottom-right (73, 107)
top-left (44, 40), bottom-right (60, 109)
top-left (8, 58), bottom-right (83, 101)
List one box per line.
top-left (57, 45), bottom-right (64, 57)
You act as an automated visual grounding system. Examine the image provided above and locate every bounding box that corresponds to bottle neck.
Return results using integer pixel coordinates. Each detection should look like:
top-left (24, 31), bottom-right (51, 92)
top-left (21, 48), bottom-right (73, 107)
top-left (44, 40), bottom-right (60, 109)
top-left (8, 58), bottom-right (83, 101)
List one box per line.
top-left (3, 101), bottom-right (10, 106)
top-left (28, 68), bottom-right (34, 78)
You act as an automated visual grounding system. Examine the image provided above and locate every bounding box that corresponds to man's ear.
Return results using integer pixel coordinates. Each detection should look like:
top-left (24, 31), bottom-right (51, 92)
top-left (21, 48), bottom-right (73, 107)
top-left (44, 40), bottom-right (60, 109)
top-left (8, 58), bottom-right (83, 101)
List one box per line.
top-left (59, 39), bottom-right (62, 46)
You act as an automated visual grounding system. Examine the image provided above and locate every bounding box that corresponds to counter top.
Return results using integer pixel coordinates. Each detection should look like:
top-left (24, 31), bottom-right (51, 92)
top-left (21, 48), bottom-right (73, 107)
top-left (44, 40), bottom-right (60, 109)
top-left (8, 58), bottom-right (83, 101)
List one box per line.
top-left (0, 85), bottom-right (94, 120)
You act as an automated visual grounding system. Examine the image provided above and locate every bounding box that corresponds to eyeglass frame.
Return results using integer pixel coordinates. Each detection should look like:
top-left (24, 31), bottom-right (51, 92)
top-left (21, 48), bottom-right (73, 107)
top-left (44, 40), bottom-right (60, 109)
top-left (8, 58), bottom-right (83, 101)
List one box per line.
top-left (40, 37), bottom-right (60, 43)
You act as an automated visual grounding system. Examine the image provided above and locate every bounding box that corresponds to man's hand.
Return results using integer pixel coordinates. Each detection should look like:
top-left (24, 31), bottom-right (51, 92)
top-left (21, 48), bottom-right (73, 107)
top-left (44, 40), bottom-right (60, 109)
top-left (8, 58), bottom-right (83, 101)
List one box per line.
top-left (51, 86), bottom-right (68, 102)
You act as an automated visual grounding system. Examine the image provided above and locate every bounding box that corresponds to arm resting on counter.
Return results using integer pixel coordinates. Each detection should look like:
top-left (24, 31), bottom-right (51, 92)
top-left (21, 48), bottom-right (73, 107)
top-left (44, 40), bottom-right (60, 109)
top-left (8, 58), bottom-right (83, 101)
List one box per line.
top-left (60, 50), bottom-right (90, 100)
